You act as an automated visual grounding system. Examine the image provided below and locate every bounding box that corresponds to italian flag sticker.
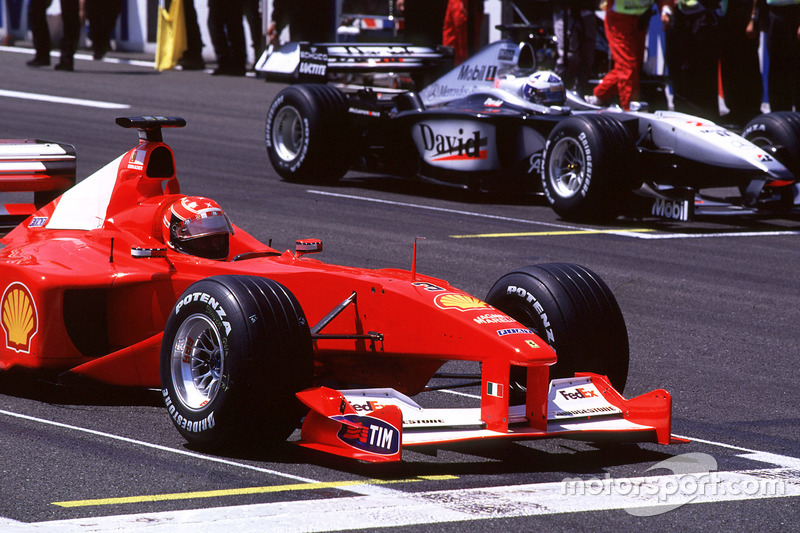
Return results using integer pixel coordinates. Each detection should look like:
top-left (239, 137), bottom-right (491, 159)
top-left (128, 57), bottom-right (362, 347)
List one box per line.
top-left (487, 382), bottom-right (504, 398)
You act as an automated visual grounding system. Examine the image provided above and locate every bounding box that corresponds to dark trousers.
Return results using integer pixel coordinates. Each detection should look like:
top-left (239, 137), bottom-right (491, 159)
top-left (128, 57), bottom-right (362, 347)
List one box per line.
top-left (766, 4), bottom-right (800, 112)
top-left (207, 0), bottom-right (246, 70)
top-left (666, 8), bottom-right (721, 120)
top-left (720, 0), bottom-right (763, 125)
top-left (27, 0), bottom-right (51, 61)
top-left (85, 0), bottom-right (122, 55)
top-left (27, 0), bottom-right (80, 62)
top-left (183, 0), bottom-right (204, 60)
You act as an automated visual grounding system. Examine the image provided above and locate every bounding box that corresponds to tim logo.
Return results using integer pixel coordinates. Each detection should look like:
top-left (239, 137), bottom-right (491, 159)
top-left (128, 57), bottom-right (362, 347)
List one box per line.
top-left (334, 415), bottom-right (400, 455)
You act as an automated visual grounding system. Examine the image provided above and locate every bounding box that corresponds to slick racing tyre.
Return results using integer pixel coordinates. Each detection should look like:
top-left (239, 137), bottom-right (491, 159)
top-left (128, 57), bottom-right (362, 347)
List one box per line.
top-left (742, 111), bottom-right (800, 179)
top-left (161, 275), bottom-right (313, 450)
top-left (485, 263), bottom-right (629, 400)
top-left (541, 114), bottom-right (635, 221)
top-left (265, 84), bottom-right (352, 184)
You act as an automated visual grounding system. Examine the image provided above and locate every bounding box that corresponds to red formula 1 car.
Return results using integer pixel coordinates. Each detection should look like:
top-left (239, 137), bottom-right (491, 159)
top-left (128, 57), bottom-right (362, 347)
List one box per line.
top-left (0, 117), bottom-right (678, 462)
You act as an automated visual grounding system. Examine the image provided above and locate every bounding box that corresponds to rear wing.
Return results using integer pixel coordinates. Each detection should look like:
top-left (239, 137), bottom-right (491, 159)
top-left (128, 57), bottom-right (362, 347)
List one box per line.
top-left (255, 42), bottom-right (453, 86)
top-left (0, 140), bottom-right (76, 233)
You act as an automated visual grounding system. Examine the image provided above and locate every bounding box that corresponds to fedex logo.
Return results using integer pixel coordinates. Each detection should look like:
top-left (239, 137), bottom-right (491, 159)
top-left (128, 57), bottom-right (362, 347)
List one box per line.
top-left (559, 387), bottom-right (598, 400)
top-left (349, 400), bottom-right (383, 412)
top-left (334, 415), bottom-right (400, 455)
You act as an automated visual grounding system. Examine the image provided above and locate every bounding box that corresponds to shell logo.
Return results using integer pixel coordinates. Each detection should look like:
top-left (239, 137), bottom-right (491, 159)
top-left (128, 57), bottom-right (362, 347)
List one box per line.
top-left (1, 283), bottom-right (39, 354)
top-left (434, 293), bottom-right (490, 312)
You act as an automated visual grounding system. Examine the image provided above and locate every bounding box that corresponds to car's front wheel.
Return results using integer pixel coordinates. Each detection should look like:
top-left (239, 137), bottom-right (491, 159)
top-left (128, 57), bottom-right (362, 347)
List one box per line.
top-left (486, 263), bottom-right (629, 401)
top-left (743, 111), bottom-right (800, 179)
top-left (161, 275), bottom-right (313, 450)
top-left (541, 115), bottom-right (635, 221)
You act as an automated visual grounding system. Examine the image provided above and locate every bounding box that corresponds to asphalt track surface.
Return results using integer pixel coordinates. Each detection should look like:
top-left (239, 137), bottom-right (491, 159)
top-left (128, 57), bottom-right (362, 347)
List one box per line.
top-left (1, 47), bottom-right (799, 532)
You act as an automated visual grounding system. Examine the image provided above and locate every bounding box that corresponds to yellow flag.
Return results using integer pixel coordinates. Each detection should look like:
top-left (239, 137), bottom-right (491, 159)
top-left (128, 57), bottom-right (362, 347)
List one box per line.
top-left (155, 0), bottom-right (188, 71)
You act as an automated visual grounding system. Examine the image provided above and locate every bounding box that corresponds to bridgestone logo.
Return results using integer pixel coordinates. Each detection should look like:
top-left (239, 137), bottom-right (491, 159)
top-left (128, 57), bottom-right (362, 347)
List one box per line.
top-left (163, 389), bottom-right (215, 432)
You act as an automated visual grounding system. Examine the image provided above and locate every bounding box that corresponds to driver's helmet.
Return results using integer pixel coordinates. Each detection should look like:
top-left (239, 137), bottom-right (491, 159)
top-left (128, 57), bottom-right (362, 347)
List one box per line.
top-left (522, 71), bottom-right (566, 106)
top-left (162, 196), bottom-right (233, 260)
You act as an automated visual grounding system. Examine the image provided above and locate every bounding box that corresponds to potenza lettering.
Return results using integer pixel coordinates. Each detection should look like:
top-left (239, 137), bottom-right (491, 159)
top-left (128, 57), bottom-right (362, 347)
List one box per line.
top-left (175, 292), bottom-right (231, 334)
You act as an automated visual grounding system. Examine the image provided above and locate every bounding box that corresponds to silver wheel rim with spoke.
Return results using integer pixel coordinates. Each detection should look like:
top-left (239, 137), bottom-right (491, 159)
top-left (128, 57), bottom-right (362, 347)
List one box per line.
top-left (272, 106), bottom-right (305, 162)
top-left (170, 314), bottom-right (224, 411)
top-left (548, 137), bottom-right (586, 199)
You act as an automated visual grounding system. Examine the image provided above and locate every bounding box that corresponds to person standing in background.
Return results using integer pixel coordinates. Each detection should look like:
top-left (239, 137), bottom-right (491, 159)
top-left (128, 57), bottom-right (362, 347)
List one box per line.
top-left (207, 0), bottom-right (246, 75)
top-left (552, 0), bottom-right (597, 97)
top-left (267, 0), bottom-right (336, 45)
top-left (664, 0), bottom-right (723, 120)
top-left (592, 0), bottom-right (669, 110)
top-left (85, 0), bottom-right (122, 60)
top-left (26, 0), bottom-right (80, 71)
top-left (720, 0), bottom-right (763, 125)
top-left (765, 0), bottom-right (800, 111)
top-left (442, 0), bottom-right (483, 65)
top-left (242, 0), bottom-right (264, 64)
top-left (179, 0), bottom-right (206, 70)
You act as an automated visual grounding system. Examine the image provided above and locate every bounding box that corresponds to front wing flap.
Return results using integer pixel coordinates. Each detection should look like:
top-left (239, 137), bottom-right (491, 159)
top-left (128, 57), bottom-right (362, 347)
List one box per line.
top-left (296, 374), bottom-right (678, 463)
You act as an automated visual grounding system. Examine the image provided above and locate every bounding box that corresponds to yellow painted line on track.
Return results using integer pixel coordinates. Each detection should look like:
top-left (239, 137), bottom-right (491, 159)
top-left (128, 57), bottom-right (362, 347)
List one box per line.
top-left (450, 229), bottom-right (656, 239)
top-left (52, 475), bottom-right (458, 508)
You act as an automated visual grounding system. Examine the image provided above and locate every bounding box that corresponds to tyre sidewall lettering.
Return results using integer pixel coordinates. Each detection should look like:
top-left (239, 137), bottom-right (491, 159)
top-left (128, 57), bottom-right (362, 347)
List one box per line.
top-left (503, 284), bottom-right (555, 345)
top-left (264, 94), bottom-right (285, 148)
top-left (163, 388), bottom-right (216, 433)
top-left (541, 136), bottom-right (557, 205)
top-left (163, 287), bottom-right (238, 436)
top-left (742, 122), bottom-right (765, 138)
top-left (576, 131), bottom-right (592, 197)
top-left (287, 116), bottom-right (310, 173)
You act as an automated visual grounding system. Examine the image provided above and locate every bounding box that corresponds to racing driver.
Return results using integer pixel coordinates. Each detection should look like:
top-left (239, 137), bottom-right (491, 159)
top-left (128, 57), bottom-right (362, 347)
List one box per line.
top-left (162, 196), bottom-right (234, 260)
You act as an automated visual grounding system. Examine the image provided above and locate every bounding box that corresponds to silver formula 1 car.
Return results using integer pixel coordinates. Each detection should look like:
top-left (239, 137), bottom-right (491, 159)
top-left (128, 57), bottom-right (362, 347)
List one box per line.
top-left (259, 40), bottom-right (800, 222)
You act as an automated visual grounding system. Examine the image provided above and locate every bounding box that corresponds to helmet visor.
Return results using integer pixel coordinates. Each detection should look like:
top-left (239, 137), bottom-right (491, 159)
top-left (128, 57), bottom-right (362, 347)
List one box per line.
top-left (174, 210), bottom-right (234, 240)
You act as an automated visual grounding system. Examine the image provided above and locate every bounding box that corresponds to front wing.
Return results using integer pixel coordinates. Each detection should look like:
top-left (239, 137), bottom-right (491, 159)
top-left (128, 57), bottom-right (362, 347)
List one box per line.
top-left (296, 374), bottom-right (679, 463)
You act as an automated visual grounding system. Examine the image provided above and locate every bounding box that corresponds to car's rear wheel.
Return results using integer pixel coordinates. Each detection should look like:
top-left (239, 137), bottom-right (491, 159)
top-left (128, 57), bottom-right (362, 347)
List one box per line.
top-left (541, 115), bottom-right (635, 221)
top-left (265, 84), bottom-right (352, 183)
top-left (161, 275), bottom-right (313, 450)
top-left (485, 263), bottom-right (629, 401)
